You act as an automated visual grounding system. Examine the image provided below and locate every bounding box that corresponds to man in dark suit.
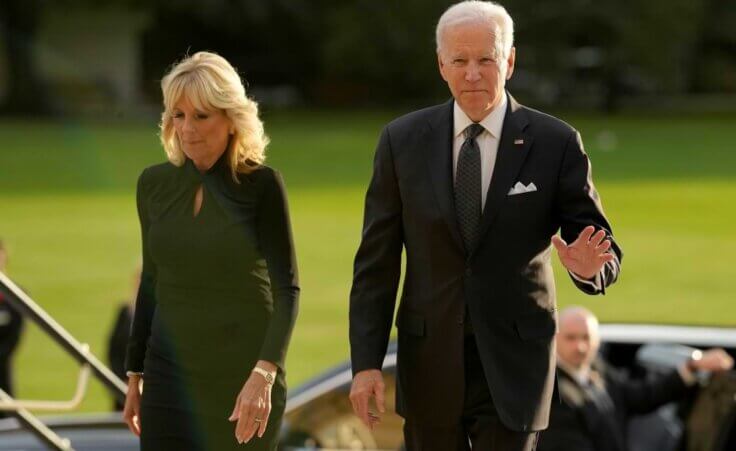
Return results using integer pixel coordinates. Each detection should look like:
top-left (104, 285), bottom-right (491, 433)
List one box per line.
top-left (538, 306), bottom-right (733, 451)
top-left (107, 268), bottom-right (139, 410)
top-left (348, 1), bottom-right (623, 450)
top-left (0, 239), bottom-right (24, 419)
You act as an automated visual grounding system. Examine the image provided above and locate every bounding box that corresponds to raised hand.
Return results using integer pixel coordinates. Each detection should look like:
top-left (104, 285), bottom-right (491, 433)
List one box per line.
top-left (552, 225), bottom-right (614, 279)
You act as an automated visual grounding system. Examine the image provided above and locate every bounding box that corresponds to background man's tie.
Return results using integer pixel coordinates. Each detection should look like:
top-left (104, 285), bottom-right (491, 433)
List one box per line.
top-left (455, 123), bottom-right (484, 253)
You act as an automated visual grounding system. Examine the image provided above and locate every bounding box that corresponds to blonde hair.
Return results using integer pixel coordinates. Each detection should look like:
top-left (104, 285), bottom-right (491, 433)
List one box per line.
top-left (159, 51), bottom-right (269, 180)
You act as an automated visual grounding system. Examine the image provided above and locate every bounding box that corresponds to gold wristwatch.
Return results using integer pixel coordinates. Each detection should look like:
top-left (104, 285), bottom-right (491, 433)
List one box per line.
top-left (252, 367), bottom-right (276, 385)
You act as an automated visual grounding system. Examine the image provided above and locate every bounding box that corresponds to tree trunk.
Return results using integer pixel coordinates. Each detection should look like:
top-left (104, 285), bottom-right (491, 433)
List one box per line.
top-left (0, 0), bottom-right (53, 116)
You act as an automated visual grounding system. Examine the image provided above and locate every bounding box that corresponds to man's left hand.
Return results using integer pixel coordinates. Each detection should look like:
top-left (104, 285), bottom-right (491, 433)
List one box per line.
top-left (552, 226), bottom-right (614, 279)
top-left (691, 348), bottom-right (734, 372)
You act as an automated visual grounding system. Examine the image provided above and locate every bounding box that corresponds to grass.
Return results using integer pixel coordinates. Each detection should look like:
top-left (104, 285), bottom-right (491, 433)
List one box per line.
top-left (0, 109), bottom-right (734, 413)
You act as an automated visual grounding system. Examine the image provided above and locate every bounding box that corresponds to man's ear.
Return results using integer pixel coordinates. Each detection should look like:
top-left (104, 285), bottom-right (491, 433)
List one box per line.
top-left (438, 52), bottom-right (449, 82)
top-left (505, 47), bottom-right (516, 80)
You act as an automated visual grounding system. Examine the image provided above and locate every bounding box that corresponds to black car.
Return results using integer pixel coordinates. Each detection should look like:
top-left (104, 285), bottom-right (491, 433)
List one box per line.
top-left (1, 323), bottom-right (735, 450)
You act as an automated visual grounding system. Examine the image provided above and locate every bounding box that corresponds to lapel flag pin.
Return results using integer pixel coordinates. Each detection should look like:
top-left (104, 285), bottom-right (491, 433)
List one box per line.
top-left (514, 139), bottom-right (524, 145)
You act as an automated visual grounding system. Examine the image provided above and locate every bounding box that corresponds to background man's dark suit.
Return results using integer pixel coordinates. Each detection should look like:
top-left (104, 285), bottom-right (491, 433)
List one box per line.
top-left (0, 292), bottom-right (23, 419)
top-left (538, 360), bottom-right (690, 451)
top-left (108, 303), bottom-right (133, 410)
top-left (349, 94), bottom-right (622, 433)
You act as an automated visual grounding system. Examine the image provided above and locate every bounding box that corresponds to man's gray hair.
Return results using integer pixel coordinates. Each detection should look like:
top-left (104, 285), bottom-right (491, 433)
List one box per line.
top-left (559, 305), bottom-right (600, 337)
top-left (436, 1), bottom-right (514, 60)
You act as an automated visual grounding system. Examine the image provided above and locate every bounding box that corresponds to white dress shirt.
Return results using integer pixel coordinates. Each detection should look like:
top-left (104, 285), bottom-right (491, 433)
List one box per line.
top-left (452, 92), bottom-right (507, 212)
top-left (558, 359), bottom-right (593, 386)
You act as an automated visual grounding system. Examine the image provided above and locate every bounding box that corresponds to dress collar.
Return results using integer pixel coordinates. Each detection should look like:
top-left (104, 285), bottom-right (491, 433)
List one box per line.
top-left (183, 150), bottom-right (229, 182)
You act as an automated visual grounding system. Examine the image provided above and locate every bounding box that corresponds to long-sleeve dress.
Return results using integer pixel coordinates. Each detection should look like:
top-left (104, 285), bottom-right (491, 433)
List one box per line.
top-left (125, 154), bottom-right (299, 450)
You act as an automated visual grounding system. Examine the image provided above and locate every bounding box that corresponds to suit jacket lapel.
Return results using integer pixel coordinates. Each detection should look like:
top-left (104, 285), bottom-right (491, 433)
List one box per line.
top-left (425, 99), bottom-right (465, 253)
top-left (472, 94), bottom-right (533, 256)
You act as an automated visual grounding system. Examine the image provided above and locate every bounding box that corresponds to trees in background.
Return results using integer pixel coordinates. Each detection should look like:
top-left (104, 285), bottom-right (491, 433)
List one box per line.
top-left (1, 0), bottom-right (734, 113)
top-left (0, 0), bottom-right (52, 115)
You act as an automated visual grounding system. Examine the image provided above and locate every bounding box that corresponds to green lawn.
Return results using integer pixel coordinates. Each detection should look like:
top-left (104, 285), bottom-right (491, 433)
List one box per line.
top-left (0, 111), bottom-right (734, 413)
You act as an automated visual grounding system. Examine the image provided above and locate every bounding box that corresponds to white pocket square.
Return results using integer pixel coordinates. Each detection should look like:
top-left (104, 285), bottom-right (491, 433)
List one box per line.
top-left (508, 181), bottom-right (537, 196)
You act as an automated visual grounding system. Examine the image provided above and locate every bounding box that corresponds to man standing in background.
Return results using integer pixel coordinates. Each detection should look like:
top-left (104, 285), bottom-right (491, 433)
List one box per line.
top-left (0, 239), bottom-right (24, 418)
top-left (349, 1), bottom-right (622, 449)
top-left (538, 306), bottom-right (733, 451)
top-left (107, 268), bottom-right (139, 410)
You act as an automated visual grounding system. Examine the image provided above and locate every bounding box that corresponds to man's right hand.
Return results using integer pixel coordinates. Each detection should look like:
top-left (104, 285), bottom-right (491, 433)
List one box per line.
top-left (349, 369), bottom-right (385, 429)
top-left (123, 375), bottom-right (142, 436)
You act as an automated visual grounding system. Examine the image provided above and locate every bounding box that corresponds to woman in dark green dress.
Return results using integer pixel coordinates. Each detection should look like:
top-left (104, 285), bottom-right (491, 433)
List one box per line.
top-left (122, 51), bottom-right (299, 450)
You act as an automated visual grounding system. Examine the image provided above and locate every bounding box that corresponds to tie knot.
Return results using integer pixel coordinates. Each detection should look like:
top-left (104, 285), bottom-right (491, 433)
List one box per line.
top-left (464, 123), bottom-right (484, 140)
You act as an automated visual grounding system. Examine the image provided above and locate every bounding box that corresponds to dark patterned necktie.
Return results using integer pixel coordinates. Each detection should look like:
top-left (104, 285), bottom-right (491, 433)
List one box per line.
top-left (455, 123), bottom-right (484, 252)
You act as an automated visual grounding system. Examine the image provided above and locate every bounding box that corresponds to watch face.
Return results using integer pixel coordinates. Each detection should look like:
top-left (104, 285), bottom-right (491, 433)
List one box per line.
top-left (255, 369), bottom-right (274, 384)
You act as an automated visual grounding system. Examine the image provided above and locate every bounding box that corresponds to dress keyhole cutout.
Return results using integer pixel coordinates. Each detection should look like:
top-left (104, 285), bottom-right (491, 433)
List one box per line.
top-left (193, 184), bottom-right (204, 218)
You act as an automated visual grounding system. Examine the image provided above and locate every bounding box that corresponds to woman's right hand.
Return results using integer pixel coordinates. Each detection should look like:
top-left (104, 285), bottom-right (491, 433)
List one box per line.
top-left (123, 375), bottom-right (142, 436)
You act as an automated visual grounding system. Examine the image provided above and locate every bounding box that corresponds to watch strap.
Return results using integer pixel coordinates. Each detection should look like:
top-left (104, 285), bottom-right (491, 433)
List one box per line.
top-left (252, 367), bottom-right (276, 385)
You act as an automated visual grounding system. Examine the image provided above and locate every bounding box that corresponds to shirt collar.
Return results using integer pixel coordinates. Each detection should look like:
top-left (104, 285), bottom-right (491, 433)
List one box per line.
top-left (558, 358), bottom-right (592, 386)
top-left (453, 91), bottom-right (508, 139)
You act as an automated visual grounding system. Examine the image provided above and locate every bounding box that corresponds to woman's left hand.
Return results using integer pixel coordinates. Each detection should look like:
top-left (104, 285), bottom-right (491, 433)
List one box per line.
top-left (229, 361), bottom-right (277, 444)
